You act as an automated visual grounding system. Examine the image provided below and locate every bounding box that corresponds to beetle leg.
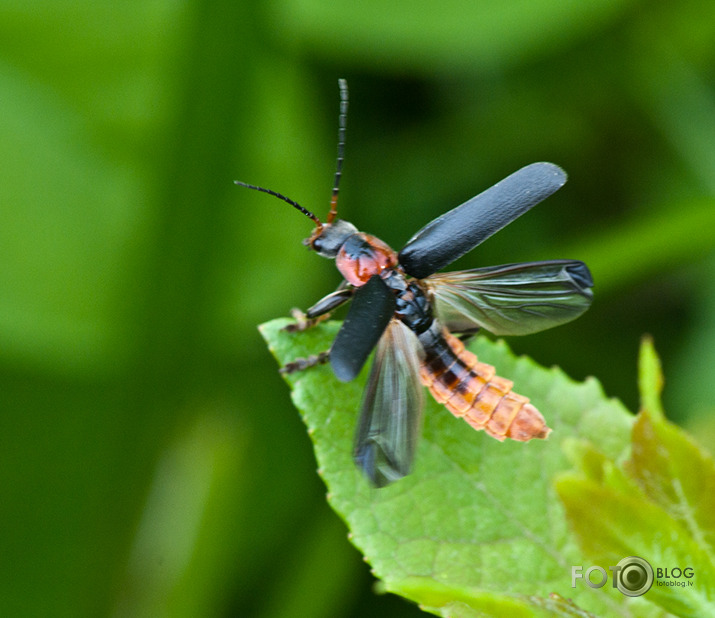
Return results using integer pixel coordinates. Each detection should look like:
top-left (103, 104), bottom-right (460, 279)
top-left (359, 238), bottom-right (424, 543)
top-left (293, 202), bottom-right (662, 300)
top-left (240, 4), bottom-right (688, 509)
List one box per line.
top-left (456, 328), bottom-right (481, 345)
top-left (282, 284), bottom-right (354, 332)
top-left (279, 351), bottom-right (330, 373)
top-left (282, 308), bottom-right (330, 332)
top-left (280, 281), bottom-right (354, 369)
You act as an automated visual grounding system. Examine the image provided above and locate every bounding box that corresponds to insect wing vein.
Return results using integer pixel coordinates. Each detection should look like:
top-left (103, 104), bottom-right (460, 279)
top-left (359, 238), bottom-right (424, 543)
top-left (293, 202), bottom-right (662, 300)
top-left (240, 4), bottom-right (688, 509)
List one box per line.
top-left (428, 260), bottom-right (593, 336)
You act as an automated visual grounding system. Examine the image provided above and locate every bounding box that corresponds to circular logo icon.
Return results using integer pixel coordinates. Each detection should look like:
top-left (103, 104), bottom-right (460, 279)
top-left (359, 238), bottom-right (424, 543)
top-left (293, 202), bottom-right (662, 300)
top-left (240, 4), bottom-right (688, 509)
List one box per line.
top-left (615, 556), bottom-right (654, 597)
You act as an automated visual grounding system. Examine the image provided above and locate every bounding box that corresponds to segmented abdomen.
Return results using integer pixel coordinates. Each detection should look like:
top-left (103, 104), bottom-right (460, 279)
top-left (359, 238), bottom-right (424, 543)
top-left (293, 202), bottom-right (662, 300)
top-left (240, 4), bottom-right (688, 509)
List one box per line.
top-left (419, 329), bottom-right (550, 441)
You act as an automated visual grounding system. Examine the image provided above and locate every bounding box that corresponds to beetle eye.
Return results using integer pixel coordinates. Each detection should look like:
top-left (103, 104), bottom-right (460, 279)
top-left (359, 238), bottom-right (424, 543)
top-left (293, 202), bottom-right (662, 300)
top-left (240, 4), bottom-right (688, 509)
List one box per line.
top-left (309, 233), bottom-right (326, 252)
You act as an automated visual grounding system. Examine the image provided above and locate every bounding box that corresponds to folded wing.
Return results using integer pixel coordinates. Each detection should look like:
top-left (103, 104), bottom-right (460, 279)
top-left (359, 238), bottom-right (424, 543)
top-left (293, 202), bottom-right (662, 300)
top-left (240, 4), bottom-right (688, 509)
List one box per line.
top-left (330, 275), bottom-right (396, 382)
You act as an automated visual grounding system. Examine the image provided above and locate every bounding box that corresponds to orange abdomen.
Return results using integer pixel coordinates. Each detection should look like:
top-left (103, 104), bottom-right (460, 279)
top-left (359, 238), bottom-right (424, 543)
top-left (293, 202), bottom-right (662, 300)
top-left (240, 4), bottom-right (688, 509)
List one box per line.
top-left (419, 330), bottom-right (550, 441)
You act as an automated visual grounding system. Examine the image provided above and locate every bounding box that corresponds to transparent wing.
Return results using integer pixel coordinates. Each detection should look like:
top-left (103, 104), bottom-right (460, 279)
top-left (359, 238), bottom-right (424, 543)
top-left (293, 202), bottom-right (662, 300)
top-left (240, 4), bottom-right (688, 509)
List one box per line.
top-left (353, 320), bottom-right (424, 487)
top-left (427, 260), bottom-right (593, 336)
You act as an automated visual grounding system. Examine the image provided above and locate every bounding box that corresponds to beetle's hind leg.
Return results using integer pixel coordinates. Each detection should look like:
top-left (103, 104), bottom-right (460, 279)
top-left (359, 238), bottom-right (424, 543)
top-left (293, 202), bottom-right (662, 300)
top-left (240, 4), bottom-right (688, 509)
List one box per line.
top-left (456, 328), bottom-right (481, 346)
top-left (279, 350), bottom-right (330, 374)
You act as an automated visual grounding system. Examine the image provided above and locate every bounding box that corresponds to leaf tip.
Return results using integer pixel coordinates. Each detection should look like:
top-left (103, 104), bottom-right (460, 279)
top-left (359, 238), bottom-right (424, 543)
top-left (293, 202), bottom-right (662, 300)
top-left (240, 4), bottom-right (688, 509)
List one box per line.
top-left (638, 334), bottom-right (665, 420)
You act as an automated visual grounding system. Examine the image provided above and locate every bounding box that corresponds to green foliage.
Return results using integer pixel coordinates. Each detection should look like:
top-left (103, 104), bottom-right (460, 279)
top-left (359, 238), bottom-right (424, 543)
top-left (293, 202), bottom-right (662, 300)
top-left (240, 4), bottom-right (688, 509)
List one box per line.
top-left (4, 1), bottom-right (715, 616)
top-left (262, 321), bottom-right (715, 616)
top-left (557, 338), bottom-right (715, 617)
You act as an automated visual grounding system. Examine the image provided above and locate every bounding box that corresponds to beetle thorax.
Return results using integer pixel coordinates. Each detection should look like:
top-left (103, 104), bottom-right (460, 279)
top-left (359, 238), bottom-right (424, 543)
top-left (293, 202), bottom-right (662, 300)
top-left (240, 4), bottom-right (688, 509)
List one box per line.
top-left (335, 232), bottom-right (398, 287)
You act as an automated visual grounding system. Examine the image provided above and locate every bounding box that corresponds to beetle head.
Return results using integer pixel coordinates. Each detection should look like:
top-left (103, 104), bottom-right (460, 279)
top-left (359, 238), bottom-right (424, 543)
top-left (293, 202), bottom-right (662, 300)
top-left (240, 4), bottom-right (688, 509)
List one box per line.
top-left (307, 219), bottom-right (358, 257)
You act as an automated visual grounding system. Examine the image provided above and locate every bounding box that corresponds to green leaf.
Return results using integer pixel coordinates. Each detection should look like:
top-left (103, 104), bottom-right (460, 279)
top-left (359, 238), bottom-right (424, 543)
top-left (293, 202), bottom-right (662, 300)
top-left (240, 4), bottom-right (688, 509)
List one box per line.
top-left (260, 318), bottom-right (652, 616)
top-left (557, 340), bottom-right (715, 617)
top-left (627, 340), bottom-right (715, 614)
top-left (556, 471), bottom-right (715, 617)
top-left (626, 412), bottom-right (715, 560)
top-left (638, 335), bottom-right (665, 420)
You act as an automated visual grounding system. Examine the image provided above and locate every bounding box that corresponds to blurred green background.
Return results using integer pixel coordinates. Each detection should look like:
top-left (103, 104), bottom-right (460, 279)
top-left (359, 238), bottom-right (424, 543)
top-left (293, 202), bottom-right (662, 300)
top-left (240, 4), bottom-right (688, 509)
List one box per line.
top-left (2, 1), bottom-right (715, 616)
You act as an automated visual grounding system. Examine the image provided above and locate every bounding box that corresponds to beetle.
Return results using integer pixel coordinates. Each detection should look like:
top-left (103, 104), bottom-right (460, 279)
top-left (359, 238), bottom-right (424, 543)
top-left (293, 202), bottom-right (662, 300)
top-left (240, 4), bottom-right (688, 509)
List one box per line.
top-left (237, 79), bottom-right (593, 487)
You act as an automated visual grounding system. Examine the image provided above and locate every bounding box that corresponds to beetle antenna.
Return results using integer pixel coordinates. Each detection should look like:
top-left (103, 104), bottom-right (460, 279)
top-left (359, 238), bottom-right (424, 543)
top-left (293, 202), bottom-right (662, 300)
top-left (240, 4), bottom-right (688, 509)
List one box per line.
top-left (327, 78), bottom-right (348, 224)
top-left (234, 181), bottom-right (323, 230)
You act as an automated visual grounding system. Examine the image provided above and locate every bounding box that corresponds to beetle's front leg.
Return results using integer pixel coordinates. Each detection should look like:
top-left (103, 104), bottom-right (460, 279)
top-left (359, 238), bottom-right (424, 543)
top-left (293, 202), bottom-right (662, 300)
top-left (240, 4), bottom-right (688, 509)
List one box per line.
top-left (279, 282), bottom-right (354, 374)
top-left (283, 307), bottom-right (330, 333)
top-left (282, 282), bottom-right (354, 333)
